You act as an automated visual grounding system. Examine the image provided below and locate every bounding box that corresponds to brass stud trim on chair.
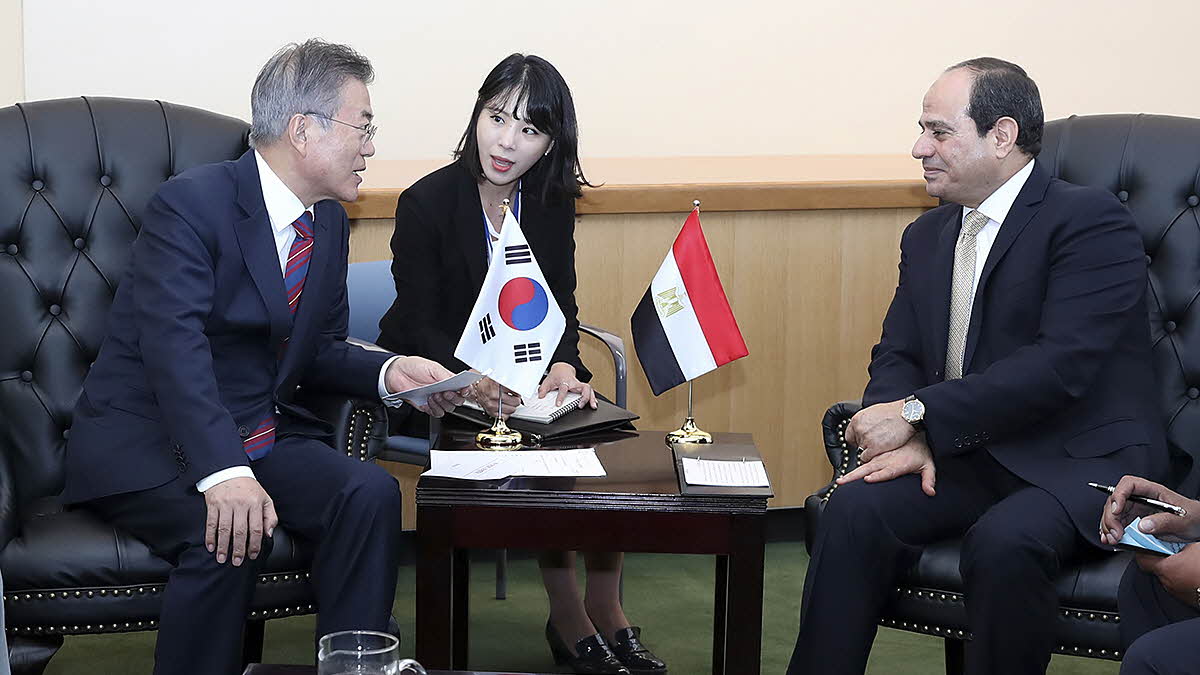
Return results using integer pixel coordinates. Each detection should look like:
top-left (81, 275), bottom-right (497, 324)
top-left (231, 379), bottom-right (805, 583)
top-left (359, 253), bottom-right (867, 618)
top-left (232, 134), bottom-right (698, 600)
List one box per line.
top-left (346, 413), bottom-right (359, 458)
top-left (4, 568), bottom-right (315, 636)
top-left (823, 419), bottom-right (856, 499)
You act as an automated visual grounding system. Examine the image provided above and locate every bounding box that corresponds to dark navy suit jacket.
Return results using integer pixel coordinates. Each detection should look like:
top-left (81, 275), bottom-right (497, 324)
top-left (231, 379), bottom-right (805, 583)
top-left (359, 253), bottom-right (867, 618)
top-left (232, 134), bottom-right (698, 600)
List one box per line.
top-left (62, 150), bottom-right (391, 504)
top-left (863, 160), bottom-right (1169, 540)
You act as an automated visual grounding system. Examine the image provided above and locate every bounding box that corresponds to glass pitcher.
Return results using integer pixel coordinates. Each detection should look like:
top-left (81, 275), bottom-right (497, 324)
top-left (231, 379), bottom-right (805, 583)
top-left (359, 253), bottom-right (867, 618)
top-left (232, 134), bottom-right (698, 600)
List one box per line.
top-left (317, 630), bottom-right (426, 675)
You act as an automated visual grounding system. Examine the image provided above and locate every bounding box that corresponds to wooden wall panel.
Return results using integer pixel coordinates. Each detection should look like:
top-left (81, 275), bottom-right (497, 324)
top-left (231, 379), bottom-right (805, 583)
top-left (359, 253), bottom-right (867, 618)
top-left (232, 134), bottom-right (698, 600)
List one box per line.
top-left (349, 208), bottom-right (922, 508)
top-left (348, 218), bottom-right (393, 263)
top-left (343, 156), bottom-right (935, 219)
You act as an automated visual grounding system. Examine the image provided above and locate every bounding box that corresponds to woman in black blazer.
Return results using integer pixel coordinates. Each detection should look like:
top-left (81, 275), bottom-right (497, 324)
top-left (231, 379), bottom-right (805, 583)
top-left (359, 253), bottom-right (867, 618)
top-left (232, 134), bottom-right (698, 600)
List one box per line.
top-left (378, 55), bottom-right (665, 675)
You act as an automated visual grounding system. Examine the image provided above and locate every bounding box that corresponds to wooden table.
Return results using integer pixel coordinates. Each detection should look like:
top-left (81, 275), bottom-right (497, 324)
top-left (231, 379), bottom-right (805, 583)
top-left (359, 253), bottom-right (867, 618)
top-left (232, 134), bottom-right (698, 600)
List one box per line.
top-left (415, 429), bottom-right (772, 675)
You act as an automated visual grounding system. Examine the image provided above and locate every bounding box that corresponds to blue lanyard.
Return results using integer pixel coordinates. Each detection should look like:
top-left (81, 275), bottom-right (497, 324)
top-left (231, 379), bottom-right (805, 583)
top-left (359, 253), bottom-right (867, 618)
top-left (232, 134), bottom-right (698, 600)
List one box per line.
top-left (483, 184), bottom-right (521, 263)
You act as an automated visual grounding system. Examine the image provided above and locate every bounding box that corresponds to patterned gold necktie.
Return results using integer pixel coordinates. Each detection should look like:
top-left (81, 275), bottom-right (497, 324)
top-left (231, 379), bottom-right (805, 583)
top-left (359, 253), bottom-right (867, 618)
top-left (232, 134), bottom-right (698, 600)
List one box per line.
top-left (944, 209), bottom-right (991, 380)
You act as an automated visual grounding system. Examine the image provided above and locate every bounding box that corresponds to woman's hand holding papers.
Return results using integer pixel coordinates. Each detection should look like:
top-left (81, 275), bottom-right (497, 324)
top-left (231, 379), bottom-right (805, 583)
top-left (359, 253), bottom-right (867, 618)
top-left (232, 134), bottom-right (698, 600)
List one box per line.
top-left (471, 375), bottom-right (523, 419)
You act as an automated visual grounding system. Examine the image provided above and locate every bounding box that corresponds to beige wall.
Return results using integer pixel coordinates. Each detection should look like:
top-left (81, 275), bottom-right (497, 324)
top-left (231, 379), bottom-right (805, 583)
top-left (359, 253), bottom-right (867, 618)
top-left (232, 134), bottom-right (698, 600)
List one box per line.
top-left (1, 0), bottom-right (22, 105)
top-left (19, 0), bottom-right (1200, 163)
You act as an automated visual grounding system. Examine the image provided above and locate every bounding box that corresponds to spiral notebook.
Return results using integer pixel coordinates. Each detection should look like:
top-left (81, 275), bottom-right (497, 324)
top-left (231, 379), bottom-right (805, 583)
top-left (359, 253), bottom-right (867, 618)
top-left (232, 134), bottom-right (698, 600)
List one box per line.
top-left (462, 391), bottom-right (583, 424)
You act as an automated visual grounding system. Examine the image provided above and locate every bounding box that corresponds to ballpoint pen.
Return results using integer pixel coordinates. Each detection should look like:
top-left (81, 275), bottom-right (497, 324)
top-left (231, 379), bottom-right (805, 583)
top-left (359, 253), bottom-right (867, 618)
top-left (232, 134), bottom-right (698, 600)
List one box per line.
top-left (1088, 482), bottom-right (1188, 517)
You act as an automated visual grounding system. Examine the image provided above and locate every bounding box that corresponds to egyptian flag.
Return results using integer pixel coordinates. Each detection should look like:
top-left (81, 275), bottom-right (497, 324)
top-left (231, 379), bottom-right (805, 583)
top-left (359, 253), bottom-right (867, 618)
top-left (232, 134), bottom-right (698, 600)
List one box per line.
top-left (455, 206), bottom-right (565, 398)
top-left (631, 208), bottom-right (748, 396)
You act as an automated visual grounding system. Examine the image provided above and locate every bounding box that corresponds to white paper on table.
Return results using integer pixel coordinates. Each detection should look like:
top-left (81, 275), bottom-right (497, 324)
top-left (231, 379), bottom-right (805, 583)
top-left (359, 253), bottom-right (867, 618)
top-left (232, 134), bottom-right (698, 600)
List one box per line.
top-left (680, 457), bottom-right (770, 487)
top-left (384, 369), bottom-right (484, 407)
top-left (518, 448), bottom-right (606, 477)
top-left (423, 449), bottom-right (606, 480)
top-left (424, 451), bottom-right (511, 480)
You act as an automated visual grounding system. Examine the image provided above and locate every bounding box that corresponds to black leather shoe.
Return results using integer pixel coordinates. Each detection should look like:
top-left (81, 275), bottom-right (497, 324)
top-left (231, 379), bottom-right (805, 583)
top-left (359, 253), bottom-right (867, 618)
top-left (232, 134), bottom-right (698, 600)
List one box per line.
top-left (609, 626), bottom-right (667, 674)
top-left (545, 619), bottom-right (631, 675)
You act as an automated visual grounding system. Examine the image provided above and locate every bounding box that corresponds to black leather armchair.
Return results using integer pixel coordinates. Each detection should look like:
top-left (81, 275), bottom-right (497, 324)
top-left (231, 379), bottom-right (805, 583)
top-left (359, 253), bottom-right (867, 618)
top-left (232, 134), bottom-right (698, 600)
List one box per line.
top-left (805, 114), bottom-right (1200, 673)
top-left (0, 97), bottom-right (387, 674)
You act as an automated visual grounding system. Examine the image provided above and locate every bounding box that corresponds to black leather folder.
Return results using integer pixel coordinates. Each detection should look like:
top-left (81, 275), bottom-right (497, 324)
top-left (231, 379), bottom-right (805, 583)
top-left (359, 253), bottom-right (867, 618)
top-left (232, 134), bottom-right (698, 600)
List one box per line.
top-left (447, 397), bottom-right (639, 444)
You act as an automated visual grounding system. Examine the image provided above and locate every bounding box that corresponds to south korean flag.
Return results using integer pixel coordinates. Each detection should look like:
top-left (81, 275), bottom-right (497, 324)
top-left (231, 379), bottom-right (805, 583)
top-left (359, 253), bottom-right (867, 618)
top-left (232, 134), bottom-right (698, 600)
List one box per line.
top-left (455, 206), bottom-right (565, 398)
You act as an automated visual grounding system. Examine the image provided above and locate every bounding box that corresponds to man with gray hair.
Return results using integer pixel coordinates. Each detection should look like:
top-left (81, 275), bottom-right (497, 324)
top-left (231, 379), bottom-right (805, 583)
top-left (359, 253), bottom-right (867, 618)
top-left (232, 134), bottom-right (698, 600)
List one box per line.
top-left (62, 40), bottom-right (464, 674)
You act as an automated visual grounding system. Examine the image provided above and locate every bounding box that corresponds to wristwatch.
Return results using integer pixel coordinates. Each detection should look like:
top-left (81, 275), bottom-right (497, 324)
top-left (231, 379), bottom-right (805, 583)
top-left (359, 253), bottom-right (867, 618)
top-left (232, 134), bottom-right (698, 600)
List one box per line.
top-left (902, 394), bottom-right (926, 430)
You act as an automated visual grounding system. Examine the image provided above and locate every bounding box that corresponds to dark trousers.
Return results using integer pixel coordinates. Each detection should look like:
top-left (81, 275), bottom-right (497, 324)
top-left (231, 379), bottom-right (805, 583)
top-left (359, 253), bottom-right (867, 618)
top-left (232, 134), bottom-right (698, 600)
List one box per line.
top-left (86, 436), bottom-right (403, 675)
top-left (787, 450), bottom-right (1084, 675)
top-left (1118, 560), bottom-right (1200, 674)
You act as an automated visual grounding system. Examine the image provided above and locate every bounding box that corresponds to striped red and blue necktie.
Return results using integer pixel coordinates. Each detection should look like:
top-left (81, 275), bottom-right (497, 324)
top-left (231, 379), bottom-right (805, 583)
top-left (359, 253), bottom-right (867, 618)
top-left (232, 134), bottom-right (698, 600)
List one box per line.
top-left (284, 212), bottom-right (315, 316)
top-left (243, 212), bottom-right (314, 460)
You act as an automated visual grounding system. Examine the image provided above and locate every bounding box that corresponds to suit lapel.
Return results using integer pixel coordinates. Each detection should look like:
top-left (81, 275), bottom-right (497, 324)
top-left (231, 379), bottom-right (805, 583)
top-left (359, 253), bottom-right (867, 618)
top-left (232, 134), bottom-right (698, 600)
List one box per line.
top-left (454, 166), bottom-right (489, 291)
top-left (931, 207), bottom-right (961, 374)
top-left (962, 161), bottom-right (1050, 372)
top-left (232, 151), bottom-right (291, 348)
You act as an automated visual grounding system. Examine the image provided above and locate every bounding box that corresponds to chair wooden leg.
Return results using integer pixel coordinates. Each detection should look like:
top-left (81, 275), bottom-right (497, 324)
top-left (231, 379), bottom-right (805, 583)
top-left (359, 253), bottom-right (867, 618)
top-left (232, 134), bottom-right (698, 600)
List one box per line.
top-left (9, 634), bottom-right (64, 675)
top-left (944, 637), bottom-right (964, 675)
top-left (495, 549), bottom-right (508, 600)
top-left (242, 619), bottom-right (266, 668)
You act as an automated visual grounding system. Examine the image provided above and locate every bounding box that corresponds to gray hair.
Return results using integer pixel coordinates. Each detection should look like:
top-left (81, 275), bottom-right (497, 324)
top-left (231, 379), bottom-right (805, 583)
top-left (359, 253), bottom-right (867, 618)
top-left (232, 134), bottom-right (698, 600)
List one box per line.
top-left (248, 39), bottom-right (374, 148)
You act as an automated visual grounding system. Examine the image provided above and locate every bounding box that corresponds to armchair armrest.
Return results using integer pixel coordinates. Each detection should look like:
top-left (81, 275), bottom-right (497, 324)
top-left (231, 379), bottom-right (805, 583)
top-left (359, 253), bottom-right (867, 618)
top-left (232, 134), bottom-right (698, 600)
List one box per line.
top-left (822, 400), bottom-right (864, 472)
top-left (805, 399), bottom-right (862, 552)
top-left (579, 323), bottom-right (627, 408)
top-left (295, 389), bottom-right (388, 463)
top-left (807, 400), bottom-right (864, 502)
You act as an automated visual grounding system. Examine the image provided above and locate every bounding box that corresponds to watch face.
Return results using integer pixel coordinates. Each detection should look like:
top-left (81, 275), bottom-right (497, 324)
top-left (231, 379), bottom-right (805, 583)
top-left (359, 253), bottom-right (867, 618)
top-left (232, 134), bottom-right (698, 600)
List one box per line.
top-left (903, 400), bottom-right (924, 423)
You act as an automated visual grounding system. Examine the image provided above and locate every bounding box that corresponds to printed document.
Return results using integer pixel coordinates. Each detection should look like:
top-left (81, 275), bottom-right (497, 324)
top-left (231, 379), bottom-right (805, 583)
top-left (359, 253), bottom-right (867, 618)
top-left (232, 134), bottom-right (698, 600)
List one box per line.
top-left (681, 457), bottom-right (770, 487)
top-left (424, 448), bottom-right (606, 480)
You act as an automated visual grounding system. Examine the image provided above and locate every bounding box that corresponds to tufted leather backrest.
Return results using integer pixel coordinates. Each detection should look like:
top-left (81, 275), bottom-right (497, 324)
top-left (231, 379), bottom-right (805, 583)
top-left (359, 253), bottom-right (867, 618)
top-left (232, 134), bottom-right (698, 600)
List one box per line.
top-left (1039, 114), bottom-right (1200, 495)
top-left (0, 97), bottom-right (249, 514)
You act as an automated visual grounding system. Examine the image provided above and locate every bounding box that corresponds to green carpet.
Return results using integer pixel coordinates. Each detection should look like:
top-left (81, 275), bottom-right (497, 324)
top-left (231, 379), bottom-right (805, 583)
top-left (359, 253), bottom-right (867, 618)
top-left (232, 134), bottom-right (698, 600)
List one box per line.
top-left (44, 542), bottom-right (1119, 674)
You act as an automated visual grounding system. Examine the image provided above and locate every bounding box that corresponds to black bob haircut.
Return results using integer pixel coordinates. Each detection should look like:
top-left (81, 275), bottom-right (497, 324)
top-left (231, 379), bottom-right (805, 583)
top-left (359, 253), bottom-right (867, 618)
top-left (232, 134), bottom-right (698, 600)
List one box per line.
top-left (454, 54), bottom-right (593, 203)
top-left (950, 57), bottom-right (1044, 157)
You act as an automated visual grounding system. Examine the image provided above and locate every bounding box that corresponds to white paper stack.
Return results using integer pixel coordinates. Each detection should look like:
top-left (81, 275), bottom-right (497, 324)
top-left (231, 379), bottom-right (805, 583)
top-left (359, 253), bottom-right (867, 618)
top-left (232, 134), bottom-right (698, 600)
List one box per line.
top-left (680, 457), bottom-right (769, 487)
top-left (423, 449), bottom-right (606, 481)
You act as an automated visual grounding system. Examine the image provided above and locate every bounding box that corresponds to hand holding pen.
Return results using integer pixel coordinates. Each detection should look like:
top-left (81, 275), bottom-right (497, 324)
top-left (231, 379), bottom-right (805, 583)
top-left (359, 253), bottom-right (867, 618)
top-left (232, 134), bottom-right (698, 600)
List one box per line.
top-left (1097, 476), bottom-right (1200, 546)
top-left (1090, 482), bottom-right (1187, 517)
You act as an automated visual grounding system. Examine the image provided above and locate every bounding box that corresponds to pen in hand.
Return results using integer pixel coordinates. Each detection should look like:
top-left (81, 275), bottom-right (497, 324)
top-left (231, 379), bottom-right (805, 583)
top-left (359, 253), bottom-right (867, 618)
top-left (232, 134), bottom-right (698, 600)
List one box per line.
top-left (1089, 482), bottom-right (1188, 518)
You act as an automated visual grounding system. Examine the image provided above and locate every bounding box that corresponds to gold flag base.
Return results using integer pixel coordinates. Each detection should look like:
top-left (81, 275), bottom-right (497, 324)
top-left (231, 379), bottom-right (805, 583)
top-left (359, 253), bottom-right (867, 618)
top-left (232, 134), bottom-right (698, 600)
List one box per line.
top-left (476, 416), bottom-right (523, 449)
top-left (666, 417), bottom-right (713, 445)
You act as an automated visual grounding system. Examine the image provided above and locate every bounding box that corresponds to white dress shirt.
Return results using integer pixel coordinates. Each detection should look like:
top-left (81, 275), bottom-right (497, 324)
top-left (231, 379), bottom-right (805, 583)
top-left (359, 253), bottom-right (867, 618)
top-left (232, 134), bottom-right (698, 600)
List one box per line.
top-left (197, 152), bottom-right (400, 492)
top-left (961, 158), bottom-right (1035, 299)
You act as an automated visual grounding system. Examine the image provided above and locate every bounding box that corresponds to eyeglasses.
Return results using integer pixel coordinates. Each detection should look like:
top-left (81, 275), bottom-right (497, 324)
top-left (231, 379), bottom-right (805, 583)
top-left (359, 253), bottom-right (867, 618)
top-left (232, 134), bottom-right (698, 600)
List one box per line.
top-left (303, 112), bottom-right (377, 145)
